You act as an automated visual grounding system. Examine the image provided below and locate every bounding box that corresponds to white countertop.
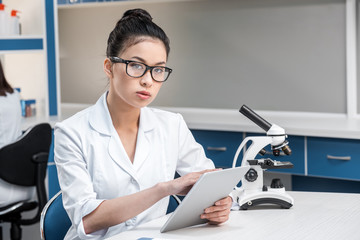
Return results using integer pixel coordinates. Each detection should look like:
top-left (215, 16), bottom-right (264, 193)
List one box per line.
top-left (107, 191), bottom-right (360, 240)
top-left (21, 105), bottom-right (360, 139)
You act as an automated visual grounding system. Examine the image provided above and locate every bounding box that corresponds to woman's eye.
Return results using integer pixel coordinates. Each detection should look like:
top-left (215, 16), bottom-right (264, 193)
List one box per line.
top-left (130, 63), bottom-right (144, 70)
top-left (153, 68), bottom-right (164, 74)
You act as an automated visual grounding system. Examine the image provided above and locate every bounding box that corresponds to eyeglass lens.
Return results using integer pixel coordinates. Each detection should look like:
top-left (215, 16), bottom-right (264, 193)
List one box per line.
top-left (127, 62), bottom-right (170, 82)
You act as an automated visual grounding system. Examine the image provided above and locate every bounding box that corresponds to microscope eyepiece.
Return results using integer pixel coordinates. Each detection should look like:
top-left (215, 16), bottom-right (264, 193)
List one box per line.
top-left (239, 105), bottom-right (272, 132)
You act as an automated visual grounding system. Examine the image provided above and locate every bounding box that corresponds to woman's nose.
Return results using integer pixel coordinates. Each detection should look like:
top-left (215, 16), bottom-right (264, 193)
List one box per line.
top-left (140, 70), bottom-right (153, 87)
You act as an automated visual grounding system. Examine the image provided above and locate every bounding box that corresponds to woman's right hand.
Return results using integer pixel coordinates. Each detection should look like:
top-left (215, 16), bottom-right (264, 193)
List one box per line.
top-left (165, 169), bottom-right (219, 196)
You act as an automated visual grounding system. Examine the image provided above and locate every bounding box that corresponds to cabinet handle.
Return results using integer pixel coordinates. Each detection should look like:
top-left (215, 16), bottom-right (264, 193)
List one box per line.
top-left (207, 147), bottom-right (227, 152)
top-left (326, 155), bottom-right (351, 161)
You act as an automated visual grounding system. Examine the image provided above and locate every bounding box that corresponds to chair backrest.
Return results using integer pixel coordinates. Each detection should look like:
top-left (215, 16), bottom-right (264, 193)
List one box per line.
top-left (40, 192), bottom-right (180, 239)
top-left (0, 123), bottom-right (52, 226)
top-left (0, 123), bottom-right (52, 186)
top-left (167, 195), bottom-right (182, 214)
top-left (40, 191), bottom-right (72, 240)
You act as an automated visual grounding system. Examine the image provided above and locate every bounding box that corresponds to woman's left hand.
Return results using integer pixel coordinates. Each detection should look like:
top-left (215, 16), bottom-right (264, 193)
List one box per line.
top-left (200, 196), bottom-right (232, 224)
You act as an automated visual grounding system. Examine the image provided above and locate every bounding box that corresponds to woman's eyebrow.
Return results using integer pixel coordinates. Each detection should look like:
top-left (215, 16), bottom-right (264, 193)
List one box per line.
top-left (132, 56), bottom-right (166, 66)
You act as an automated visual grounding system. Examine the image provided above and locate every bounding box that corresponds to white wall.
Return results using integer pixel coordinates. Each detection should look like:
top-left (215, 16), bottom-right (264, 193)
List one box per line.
top-left (58, 0), bottom-right (347, 113)
top-left (3, 53), bottom-right (47, 116)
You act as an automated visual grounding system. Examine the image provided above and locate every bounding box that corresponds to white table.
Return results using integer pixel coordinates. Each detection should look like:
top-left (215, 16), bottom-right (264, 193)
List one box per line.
top-left (107, 191), bottom-right (360, 240)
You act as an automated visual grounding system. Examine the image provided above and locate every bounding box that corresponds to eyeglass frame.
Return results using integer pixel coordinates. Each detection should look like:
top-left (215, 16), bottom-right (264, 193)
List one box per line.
top-left (109, 56), bottom-right (173, 82)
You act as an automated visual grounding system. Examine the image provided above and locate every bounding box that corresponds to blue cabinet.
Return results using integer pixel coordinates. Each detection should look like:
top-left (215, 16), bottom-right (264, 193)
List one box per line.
top-left (292, 175), bottom-right (360, 193)
top-left (307, 137), bottom-right (360, 181)
top-left (191, 130), bottom-right (244, 168)
top-left (192, 130), bottom-right (305, 174)
top-left (192, 130), bottom-right (360, 193)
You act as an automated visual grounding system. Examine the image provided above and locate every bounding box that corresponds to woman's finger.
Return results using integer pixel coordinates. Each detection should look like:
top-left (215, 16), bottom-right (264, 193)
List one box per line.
top-left (204, 196), bottom-right (232, 213)
top-left (204, 204), bottom-right (229, 214)
top-left (214, 196), bottom-right (232, 206)
top-left (201, 208), bottom-right (231, 220)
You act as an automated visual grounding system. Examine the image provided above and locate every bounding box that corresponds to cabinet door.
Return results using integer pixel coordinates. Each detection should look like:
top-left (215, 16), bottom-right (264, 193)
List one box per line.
top-left (245, 133), bottom-right (305, 175)
top-left (307, 137), bottom-right (360, 180)
top-left (191, 130), bottom-right (244, 168)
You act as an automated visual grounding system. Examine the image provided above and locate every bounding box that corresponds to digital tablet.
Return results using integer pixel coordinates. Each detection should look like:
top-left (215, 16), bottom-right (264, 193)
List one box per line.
top-left (160, 166), bottom-right (250, 233)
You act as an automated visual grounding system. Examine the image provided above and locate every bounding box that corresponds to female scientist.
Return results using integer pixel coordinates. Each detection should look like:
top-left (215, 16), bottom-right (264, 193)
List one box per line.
top-left (54, 8), bottom-right (232, 239)
top-left (0, 60), bottom-right (34, 207)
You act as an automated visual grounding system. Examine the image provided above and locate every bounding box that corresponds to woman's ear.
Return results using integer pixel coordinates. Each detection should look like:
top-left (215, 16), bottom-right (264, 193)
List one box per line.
top-left (104, 58), bottom-right (113, 78)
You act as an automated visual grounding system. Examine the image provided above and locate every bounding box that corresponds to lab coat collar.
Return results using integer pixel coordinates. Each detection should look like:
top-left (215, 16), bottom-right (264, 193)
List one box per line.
top-left (139, 107), bottom-right (156, 133)
top-left (88, 92), bottom-right (113, 136)
top-left (89, 92), bottom-right (156, 177)
top-left (133, 108), bottom-right (155, 171)
top-left (89, 92), bottom-right (156, 135)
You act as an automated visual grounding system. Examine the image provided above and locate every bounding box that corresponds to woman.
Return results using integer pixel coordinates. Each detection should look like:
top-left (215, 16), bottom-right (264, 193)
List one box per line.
top-left (54, 9), bottom-right (232, 239)
top-left (0, 59), bottom-right (34, 207)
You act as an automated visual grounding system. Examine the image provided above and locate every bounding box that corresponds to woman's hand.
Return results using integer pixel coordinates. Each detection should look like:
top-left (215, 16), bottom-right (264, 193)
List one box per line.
top-left (165, 169), bottom-right (218, 196)
top-left (200, 196), bottom-right (232, 225)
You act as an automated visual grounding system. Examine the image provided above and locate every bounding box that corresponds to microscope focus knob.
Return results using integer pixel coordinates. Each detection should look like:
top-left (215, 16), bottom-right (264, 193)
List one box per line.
top-left (270, 178), bottom-right (284, 188)
top-left (245, 168), bottom-right (258, 182)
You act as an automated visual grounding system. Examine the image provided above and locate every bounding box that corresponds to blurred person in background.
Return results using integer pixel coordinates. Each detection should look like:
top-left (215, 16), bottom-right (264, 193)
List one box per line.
top-left (0, 59), bottom-right (35, 207)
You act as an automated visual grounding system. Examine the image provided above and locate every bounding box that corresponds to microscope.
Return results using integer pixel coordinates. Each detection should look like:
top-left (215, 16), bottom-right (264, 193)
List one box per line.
top-left (231, 105), bottom-right (294, 210)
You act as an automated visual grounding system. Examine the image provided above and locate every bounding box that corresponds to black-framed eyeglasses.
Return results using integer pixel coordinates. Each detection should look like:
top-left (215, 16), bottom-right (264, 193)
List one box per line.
top-left (109, 56), bottom-right (173, 82)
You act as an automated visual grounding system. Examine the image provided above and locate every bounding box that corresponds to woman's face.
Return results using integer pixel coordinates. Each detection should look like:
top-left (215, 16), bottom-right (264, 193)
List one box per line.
top-left (105, 38), bottom-right (167, 110)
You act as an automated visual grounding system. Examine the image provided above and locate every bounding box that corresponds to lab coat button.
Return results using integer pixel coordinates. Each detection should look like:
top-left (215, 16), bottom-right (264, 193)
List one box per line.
top-left (131, 178), bottom-right (136, 184)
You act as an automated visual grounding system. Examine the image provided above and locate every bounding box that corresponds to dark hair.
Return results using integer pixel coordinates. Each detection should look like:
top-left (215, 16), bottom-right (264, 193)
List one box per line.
top-left (0, 60), bottom-right (14, 96)
top-left (106, 8), bottom-right (170, 59)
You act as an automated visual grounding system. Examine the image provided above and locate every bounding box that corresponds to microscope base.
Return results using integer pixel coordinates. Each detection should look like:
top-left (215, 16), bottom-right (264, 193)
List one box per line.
top-left (240, 197), bottom-right (293, 210)
top-left (233, 188), bottom-right (294, 210)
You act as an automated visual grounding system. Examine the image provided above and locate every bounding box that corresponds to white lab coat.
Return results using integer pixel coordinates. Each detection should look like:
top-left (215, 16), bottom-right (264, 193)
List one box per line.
top-left (0, 90), bottom-right (22, 149)
top-left (54, 92), bottom-right (214, 240)
top-left (0, 90), bottom-right (34, 207)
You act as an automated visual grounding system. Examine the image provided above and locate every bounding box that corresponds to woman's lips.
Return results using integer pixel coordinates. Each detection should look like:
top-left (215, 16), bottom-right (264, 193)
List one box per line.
top-left (136, 91), bottom-right (151, 100)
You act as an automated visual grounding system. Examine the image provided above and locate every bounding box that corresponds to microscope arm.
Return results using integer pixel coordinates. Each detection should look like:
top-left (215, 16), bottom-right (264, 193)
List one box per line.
top-left (232, 136), bottom-right (273, 168)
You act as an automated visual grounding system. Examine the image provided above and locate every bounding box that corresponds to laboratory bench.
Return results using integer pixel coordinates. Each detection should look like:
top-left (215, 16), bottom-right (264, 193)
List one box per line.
top-left (106, 191), bottom-right (360, 240)
top-left (22, 105), bottom-right (360, 198)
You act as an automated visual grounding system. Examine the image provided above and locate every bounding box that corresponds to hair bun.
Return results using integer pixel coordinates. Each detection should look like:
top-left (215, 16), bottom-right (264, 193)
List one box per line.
top-left (122, 8), bottom-right (153, 22)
